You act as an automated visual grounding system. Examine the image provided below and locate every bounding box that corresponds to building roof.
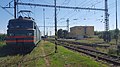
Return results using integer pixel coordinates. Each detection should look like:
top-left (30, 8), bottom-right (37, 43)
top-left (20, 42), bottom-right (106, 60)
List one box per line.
top-left (70, 26), bottom-right (94, 28)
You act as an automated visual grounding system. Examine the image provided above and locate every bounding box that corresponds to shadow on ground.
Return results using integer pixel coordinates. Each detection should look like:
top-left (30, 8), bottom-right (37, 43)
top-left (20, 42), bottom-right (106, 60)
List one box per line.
top-left (0, 44), bottom-right (34, 57)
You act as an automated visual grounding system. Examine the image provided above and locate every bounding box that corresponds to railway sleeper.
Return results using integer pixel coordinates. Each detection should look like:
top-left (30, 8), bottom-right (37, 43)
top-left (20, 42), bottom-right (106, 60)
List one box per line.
top-left (61, 44), bottom-right (120, 66)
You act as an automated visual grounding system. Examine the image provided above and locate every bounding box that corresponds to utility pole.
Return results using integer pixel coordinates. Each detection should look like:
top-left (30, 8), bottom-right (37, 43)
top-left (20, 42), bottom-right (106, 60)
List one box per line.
top-left (104, 0), bottom-right (110, 42)
top-left (43, 8), bottom-right (45, 37)
top-left (66, 18), bottom-right (69, 32)
top-left (46, 27), bottom-right (48, 36)
top-left (116, 0), bottom-right (118, 30)
top-left (115, 0), bottom-right (119, 55)
top-left (14, 0), bottom-right (17, 18)
top-left (105, 0), bottom-right (109, 31)
top-left (17, 0), bottom-right (19, 17)
top-left (54, 0), bottom-right (57, 53)
top-left (50, 31), bottom-right (51, 36)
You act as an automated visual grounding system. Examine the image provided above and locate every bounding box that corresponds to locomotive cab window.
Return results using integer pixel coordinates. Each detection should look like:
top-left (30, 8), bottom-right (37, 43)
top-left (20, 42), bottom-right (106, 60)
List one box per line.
top-left (8, 20), bottom-right (34, 29)
top-left (34, 26), bottom-right (36, 29)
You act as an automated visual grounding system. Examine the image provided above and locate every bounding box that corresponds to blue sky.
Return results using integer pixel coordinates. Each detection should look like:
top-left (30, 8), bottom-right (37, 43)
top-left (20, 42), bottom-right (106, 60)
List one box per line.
top-left (0, 0), bottom-right (120, 35)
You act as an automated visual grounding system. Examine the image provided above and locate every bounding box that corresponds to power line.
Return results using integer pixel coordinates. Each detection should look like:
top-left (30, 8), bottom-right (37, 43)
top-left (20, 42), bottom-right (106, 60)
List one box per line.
top-left (77, 0), bottom-right (88, 6)
top-left (0, 5), bottom-right (14, 16)
top-left (38, 0), bottom-right (51, 4)
top-left (57, 0), bottom-right (71, 16)
top-left (57, 0), bottom-right (102, 22)
top-left (78, 0), bottom-right (94, 7)
top-left (61, 0), bottom-right (68, 5)
top-left (58, 1), bottom-right (105, 21)
top-left (17, 1), bottom-right (105, 25)
top-left (86, 1), bottom-right (102, 6)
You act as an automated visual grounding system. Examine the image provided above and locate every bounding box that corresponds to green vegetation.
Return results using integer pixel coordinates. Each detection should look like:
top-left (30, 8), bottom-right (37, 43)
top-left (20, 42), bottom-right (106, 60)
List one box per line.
top-left (109, 39), bottom-right (116, 45)
top-left (0, 41), bottom-right (46, 67)
top-left (0, 34), bottom-right (6, 41)
top-left (0, 41), bottom-right (6, 47)
top-left (76, 37), bottom-right (104, 44)
top-left (58, 29), bottom-right (69, 39)
top-left (43, 41), bottom-right (108, 67)
top-left (0, 34), bottom-right (6, 47)
top-left (95, 29), bottom-right (120, 43)
top-left (75, 36), bottom-right (117, 45)
top-left (0, 41), bottom-right (108, 67)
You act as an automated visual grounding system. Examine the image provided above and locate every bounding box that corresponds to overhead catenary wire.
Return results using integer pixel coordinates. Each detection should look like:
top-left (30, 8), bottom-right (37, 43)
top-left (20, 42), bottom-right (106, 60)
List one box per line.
top-left (56, 0), bottom-right (71, 19)
top-left (65, 0), bottom-right (104, 26)
top-left (5, 0), bottom-right (14, 7)
top-left (17, 1), bottom-right (106, 26)
top-left (57, 0), bottom-right (72, 16)
top-left (59, 0), bottom-right (88, 17)
top-left (38, 0), bottom-right (51, 4)
top-left (57, 0), bottom-right (103, 22)
top-left (2, 0), bottom-right (110, 32)
top-left (0, 5), bottom-right (14, 16)
top-left (61, 0), bottom-right (68, 5)
top-left (58, 1), bottom-right (102, 29)
top-left (84, 0), bottom-right (102, 7)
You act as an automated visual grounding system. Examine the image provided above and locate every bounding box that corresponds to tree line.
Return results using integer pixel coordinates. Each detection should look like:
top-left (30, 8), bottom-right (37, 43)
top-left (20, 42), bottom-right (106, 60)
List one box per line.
top-left (0, 34), bottom-right (6, 41)
top-left (95, 29), bottom-right (119, 42)
top-left (57, 29), bottom-right (69, 39)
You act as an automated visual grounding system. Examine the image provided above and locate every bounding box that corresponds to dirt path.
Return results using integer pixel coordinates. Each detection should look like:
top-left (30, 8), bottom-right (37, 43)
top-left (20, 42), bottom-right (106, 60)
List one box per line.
top-left (41, 41), bottom-right (50, 67)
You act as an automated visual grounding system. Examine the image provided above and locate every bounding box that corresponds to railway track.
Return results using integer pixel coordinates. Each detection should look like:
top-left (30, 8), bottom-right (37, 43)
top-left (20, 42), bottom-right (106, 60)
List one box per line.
top-left (48, 39), bottom-right (120, 66)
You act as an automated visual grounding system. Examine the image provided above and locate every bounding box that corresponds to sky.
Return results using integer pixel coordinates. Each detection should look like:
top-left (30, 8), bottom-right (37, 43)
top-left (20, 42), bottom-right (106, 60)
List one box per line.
top-left (0, 0), bottom-right (120, 36)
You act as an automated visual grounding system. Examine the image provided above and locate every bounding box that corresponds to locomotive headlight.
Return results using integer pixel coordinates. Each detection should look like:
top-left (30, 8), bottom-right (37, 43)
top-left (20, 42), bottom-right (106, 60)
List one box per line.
top-left (28, 33), bottom-right (33, 36)
top-left (9, 33), bottom-right (14, 36)
top-left (16, 26), bottom-right (20, 28)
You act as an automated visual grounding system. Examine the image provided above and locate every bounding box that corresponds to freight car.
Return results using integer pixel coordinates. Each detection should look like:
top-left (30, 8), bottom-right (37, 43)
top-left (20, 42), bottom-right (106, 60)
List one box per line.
top-left (6, 16), bottom-right (41, 51)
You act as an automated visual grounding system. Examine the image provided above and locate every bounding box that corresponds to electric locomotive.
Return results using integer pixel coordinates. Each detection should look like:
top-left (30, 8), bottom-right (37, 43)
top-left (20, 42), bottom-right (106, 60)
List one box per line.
top-left (6, 16), bottom-right (41, 50)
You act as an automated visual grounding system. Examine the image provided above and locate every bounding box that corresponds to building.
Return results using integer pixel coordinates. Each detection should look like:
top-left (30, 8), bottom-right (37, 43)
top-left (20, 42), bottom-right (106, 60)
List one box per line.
top-left (69, 26), bottom-right (94, 39)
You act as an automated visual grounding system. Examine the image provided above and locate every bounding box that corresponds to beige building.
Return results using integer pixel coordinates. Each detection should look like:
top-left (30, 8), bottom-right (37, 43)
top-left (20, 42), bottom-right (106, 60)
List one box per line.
top-left (69, 26), bottom-right (94, 39)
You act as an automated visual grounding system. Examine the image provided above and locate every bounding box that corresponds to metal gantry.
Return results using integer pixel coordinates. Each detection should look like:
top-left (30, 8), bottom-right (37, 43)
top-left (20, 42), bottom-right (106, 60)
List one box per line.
top-left (16, 1), bottom-right (109, 32)
top-left (4, 0), bottom-right (110, 53)
top-left (17, 2), bottom-right (105, 11)
top-left (104, 0), bottom-right (109, 31)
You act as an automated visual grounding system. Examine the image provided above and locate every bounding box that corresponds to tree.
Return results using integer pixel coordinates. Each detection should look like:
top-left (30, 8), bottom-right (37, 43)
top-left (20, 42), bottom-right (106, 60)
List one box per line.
top-left (114, 29), bottom-right (119, 39)
top-left (0, 34), bottom-right (6, 41)
top-left (63, 30), bottom-right (68, 39)
top-left (103, 31), bottom-right (111, 42)
top-left (57, 29), bottom-right (69, 39)
top-left (58, 29), bottom-right (63, 38)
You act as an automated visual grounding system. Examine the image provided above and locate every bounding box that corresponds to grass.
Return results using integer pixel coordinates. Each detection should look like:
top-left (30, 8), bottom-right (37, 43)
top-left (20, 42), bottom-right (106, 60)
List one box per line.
top-left (76, 38), bottom-right (118, 46)
top-left (0, 41), bottom-right (46, 67)
top-left (0, 41), bottom-right (6, 47)
top-left (76, 38), bottom-right (104, 44)
top-left (43, 41), bottom-right (108, 67)
top-left (109, 39), bottom-right (116, 45)
top-left (0, 41), bottom-right (108, 67)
